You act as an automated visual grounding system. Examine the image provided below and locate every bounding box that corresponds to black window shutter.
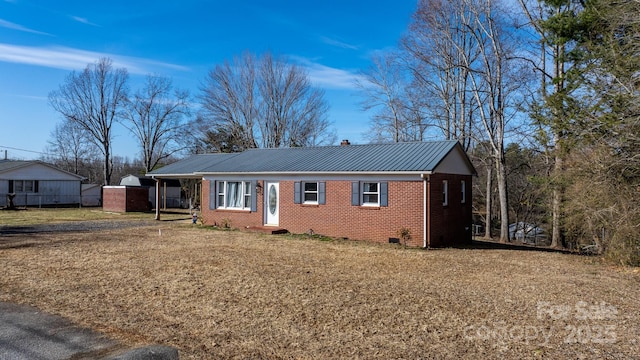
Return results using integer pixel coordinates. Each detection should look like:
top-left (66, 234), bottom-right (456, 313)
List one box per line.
top-left (380, 182), bottom-right (388, 207)
top-left (294, 181), bottom-right (301, 204)
top-left (34, 180), bottom-right (39, 193)
top-left (250, 180), bottom-right (257, 212)
top-left (209, 181), bottom-right (216, 210)
top-left (8, 180), bottom-right (13, 193)
top-left (318, 182), bottom-right (326, 205)
top-left (351, 181), bottom-right (360, 206)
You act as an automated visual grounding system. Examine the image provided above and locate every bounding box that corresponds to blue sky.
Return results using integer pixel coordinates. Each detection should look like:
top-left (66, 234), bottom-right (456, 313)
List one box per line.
top-left (0, 0), bottom-right (417, 160)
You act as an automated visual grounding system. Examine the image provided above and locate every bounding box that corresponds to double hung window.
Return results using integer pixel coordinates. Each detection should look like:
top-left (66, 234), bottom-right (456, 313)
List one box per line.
top-left (351, 181), bottom-right (388, 207)
top-left (304, 182), bottom-right (318, 203)
top-left (362, 182), bottom-right (379, 206)
top-left (217, 181), bottom-right (251, 209)
top-left (294, 181), bottom-right (325, 205)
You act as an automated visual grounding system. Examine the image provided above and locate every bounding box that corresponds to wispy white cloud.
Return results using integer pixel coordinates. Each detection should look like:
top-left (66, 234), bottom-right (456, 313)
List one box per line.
top-left (0, 43), bottom-right (190, 74)
top-left (0, 18), bottom-right (52, 36)
top-left (319, 36), bottom-right (359, 51)
top-left (70, 16), bottom-right (100, 27)
top-left (0, 93), bottom-right (47, 101)
top-left (290, 56), bottom-right (363, 90)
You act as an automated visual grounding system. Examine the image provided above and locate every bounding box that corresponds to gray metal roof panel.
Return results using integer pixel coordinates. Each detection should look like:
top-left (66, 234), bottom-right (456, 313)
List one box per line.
top-left (0, 160), bottom-right (85, 179)
top-left (147, 141), bottom-right (469, 177)
top-left (0, 160), bottom-right (33, 173)
top-left (147, 153), bottom-right (240, 176)
top-left (198, 140), bottom-right (461, 173)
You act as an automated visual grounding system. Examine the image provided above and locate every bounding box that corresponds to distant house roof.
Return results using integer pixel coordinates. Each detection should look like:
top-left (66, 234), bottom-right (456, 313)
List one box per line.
top-left (0, 160), bottom-right (85, 180)
top-left (120, 174), bottom-right (181, 187)
top-left (0, 160), bottom-right (43, 174)
top-left (148, 141), bottom-right (476, 178)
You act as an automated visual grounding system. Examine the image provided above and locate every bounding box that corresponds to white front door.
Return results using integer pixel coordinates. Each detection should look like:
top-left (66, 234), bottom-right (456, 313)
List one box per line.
top-left (264, 182), bottom-right (279, 226)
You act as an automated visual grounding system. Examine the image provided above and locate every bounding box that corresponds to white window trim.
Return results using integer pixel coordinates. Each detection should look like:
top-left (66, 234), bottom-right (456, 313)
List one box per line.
top-left (217, 181), bottom-right (252, 209)
top-left (303, 182), bottom-right (319, 204)
top-left (443, 180), bottom-right (449, 206)
top-left (361, 182), bottom-right (380, 207)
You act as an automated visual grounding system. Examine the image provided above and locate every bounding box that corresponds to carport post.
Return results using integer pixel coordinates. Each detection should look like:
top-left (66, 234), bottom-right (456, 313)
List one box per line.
top-left (155, 178), bottom-right (161, 221)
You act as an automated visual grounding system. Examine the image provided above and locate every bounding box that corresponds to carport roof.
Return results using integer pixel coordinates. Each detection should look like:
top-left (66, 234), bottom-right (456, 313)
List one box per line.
top-left (146, 153), bottom-right (238, 177)
top-left (147, 140), bottom-right (476, 177)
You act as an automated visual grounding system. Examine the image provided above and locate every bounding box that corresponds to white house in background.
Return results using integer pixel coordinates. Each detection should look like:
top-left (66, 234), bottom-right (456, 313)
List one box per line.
top-left (0, 160), bottom-right (84, 207)
top-left (119, 174), bottom-right (182, 209)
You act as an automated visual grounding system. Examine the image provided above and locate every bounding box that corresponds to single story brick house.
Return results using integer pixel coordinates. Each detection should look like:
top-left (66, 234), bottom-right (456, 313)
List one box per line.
top-left (147, 141), bottom-right (476, 247)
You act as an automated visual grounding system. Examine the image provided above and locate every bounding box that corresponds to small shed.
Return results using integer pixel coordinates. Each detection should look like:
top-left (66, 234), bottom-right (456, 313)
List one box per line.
top-left (102, 186), bottom-right (150, 212)
top-left (120, 175), bottom-right (182, 209)
top-left (0, 160), bottom-right (84, 207)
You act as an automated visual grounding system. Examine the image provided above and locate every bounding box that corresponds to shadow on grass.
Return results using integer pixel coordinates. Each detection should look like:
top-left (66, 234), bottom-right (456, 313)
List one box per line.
top-left (147, 209), bottom-right (193, 222)
top-left (452, 238), bottom-right (574, 254)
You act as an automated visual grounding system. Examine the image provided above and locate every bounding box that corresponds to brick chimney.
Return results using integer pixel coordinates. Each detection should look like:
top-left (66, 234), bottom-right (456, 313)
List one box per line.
top-left (340, 139), bottom-right (351, 146)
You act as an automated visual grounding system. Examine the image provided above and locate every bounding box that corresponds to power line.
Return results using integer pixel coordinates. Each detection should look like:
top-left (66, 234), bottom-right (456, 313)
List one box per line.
top-left (0, 145), bottom-right (53, 156)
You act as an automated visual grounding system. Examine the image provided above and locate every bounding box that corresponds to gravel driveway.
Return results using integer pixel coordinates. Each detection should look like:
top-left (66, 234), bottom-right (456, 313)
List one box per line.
top-left (0, 220), bottom-right (158, 236)
top-left (0, 219), bottom-right (163, 249)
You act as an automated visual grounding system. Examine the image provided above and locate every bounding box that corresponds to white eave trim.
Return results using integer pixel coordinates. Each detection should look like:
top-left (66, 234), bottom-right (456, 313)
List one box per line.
top-left (194, 170), bottom-right (434, 176)
top-left (149, 171), bottom-right (435, 180)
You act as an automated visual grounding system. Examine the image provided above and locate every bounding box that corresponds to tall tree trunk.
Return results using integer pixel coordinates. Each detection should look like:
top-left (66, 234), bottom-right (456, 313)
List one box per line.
top-left (484, 163), bottom-right (492, 239)
top-left (550, 40), bottom-right (565, 248)
top-left (496, 152), bottom-right (509, 242)
top-left (104, 144), bottom-right (112, 186)
top-left (550, 133), bottom-right (563, 248)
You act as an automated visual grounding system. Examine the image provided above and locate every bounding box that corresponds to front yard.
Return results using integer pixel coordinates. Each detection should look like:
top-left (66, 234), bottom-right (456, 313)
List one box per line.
top-left (0, 210), bottom-right (638, 359)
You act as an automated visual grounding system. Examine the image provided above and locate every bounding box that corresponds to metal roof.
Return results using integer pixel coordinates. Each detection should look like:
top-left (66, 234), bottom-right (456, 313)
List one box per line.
top-left (120, 174), bottom-right (181, 187)
top-left (147, 153), bottom-right (240, 177)
top-left (148, 141), bottom-right (475, 176)
top-left (0, 159), bottom-right (85, 179)
top-left (0, 160), bottom-right (33, 173)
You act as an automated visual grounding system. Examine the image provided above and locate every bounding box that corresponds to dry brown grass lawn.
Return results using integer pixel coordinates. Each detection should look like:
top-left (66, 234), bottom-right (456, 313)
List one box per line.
top-left (1, 219), bottom-right (639, 359)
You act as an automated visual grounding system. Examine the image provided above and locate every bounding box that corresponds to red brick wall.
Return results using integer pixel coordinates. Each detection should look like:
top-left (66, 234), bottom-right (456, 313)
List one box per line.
top-left (200, 181), bottom-right (263, 228)
top-left (200, 177), bottom-right (472, 247)
top-left (279, 181), bottom-right (425, 246)
top-left (103, 187), bottom-right (150, 213)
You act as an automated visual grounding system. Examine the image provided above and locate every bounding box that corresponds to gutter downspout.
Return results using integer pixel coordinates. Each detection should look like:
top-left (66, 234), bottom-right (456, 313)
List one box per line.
top-left (422, 174), bottom-right (430, 248)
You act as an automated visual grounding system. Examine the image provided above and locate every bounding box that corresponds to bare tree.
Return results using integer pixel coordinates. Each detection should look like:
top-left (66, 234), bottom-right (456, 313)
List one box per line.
top-left (356, 52), bottom-right (423, 142)
top-left (45, 119), bottom-right (99, 176)
top-left (199, 52), bottom-right (258, 151)
top-left (111, 155), bottom-right (144, 182)
top-left (403, 0), bottom-right (478, 149)
top-left (199, 52), bottom-right (333, 150)
top-left (359, 52), bottom-right (431, 143)
top-left (122, 75), bottom-right (190, 172)
top-left (404, 0), bottom-right (523, 242)
top-left (257, 52), bottom-right (332, 147)
top-left (460, 0), bottom-right (516, 242)
top-left (49, 57), bottom-right (128, 185)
